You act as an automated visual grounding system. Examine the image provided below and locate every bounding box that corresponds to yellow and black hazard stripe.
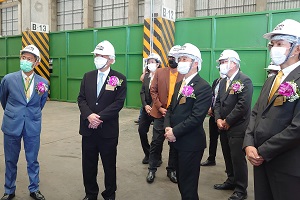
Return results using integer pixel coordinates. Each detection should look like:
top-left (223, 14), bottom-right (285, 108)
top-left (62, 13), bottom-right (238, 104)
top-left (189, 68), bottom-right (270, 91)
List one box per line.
top-left (22, 31), bottom-right (50, 82)
top-left (143, 17), bottom-right (175, 68)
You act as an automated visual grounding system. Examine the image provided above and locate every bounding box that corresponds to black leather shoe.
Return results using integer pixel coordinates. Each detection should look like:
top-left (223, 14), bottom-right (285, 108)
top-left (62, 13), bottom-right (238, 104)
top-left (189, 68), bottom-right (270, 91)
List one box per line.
top-left (157, 160), bottom-right (163, 167)
top-left (200, 159), bottom-right (216, 166)
top-left (0, 193), bottom-right (15, 200)
top-left (228, 192), bottom-right (247, 200)
top-left (30, 191), bottom-right (45, 200)
top-left (146, 171), bottom-right (155, 183)
top-left (214, 182), bottom-right (235, 190)
top-left (167, 171), bottom-right (178, 183)
top-left (142, 156), bottom-right (149, 164)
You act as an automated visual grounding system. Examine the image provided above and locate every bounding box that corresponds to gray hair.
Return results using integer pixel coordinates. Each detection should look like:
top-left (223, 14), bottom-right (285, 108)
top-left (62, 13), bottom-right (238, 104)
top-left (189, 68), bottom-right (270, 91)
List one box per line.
top-left (228, 57), bottom-right (240, 68)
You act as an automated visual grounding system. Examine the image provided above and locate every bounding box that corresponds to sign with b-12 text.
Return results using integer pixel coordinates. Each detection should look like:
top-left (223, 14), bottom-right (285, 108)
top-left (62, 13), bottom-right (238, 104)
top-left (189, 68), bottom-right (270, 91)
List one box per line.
top-left (162, 6), bottom-right (175, 22)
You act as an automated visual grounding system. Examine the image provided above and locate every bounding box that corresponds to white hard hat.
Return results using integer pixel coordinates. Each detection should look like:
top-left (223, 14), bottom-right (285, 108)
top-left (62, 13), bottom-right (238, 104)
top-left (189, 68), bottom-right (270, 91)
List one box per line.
top-left (263, 19), bottom-right (300, 40)
top-left (176, 43), bottom-right (202, 62)
top-left (265, 64), bottom-right (280, 71)
top-left (217, 49), bottom-right (241, 63)
top-left (91, 40), bottom-right (115, 58)
top-left (168, 45), bottom-right (181, 57)
top-left (146, 53), bottom-right (161, 63)
top-left (20, 45), bottom-right (40, 62)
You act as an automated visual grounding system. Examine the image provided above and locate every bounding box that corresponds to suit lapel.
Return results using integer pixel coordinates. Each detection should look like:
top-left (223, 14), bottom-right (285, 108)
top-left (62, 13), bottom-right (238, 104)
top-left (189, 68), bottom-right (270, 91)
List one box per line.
top-left (29, 75), bottom-right (38, 101)
top-left (17, 71), bottom-right (27, 102)
top-left (172, 75), bottom-right (200, 110)
top-left (165, 68), bottom-right (170, 94)
top-left (172, 80), bottom-right (182, 110)
top-left (221, 72), bottom-right (240, 102)
top-left (261, 76), bottom-right (276, 109)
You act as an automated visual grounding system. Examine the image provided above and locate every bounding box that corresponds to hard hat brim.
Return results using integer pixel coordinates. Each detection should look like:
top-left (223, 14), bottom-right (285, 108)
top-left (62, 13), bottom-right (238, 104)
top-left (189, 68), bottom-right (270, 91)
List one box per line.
top-left (263, 31), bottom-right (291, 40)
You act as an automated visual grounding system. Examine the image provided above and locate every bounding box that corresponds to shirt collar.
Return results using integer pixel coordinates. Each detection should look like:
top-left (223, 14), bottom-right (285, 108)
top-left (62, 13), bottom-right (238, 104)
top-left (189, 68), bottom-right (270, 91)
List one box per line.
top-left (281, 60), bottom-right (300, 77)
top-left (228, 69), bottom-right (239, 81)
top-left (21, 71), bottom-right (34, 79)
top-left (98, 67), bottom-right (110, 77)
top-left (184, 72), bottom-right (198, 85)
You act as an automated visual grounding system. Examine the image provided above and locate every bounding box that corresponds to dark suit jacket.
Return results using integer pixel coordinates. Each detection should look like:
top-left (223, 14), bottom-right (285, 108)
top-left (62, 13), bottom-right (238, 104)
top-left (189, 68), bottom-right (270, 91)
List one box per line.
top-left (243, 65), bottom-right (300, 177)
top-left (150, 67), bottom-right (184, 118)
top-left (214, 71), bottom-right (253, 137)
top-left (140, 73), bottom-right (152, 108)
top-left (78, 69), bottom-right (127, 138)
top-left (164, 74), bottom-right (212, 151)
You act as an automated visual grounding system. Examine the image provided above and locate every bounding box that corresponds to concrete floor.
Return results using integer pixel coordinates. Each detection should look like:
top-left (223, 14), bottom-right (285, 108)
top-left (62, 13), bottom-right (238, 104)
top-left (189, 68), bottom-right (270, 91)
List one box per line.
top-left (0, 101), bottom-right (254, 200)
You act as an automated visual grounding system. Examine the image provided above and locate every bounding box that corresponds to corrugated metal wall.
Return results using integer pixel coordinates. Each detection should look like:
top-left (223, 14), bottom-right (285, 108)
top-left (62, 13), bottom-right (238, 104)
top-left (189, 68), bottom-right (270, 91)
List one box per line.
top-left (176, 0), bottom-right (300, 19)
top-left (268, 0), bottom-right (300, 10)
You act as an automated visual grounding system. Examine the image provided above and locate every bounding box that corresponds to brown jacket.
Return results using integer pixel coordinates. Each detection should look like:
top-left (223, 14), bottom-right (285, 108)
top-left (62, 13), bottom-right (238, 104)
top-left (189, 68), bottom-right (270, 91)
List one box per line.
top-left (150, 67), bottom-right (184, 118)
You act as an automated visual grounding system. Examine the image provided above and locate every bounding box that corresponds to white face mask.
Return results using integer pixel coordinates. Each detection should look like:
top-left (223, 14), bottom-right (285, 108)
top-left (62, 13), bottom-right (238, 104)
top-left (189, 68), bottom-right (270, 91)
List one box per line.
top-left (147, 63), bottom-right (157, 72)
top-left (94, 57), bottom-right (108, 69)
top-left (177, 62), bottom-right (192, 75)
top-left (219, 62), bottom-right (230, 75)
top-left (270, 47), bottom-right (287, 65)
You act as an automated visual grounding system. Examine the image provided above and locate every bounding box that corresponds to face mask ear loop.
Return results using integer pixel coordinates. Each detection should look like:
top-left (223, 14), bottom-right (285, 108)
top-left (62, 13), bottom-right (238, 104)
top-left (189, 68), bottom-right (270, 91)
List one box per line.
top-left (189, 59), bottom-right (195, 72)
top-left (103, 58), bottom-right (109, 69)
top-left (283, 42), bottom-right (296, 64)
top-left (32, 59), bottom-right (38, 68)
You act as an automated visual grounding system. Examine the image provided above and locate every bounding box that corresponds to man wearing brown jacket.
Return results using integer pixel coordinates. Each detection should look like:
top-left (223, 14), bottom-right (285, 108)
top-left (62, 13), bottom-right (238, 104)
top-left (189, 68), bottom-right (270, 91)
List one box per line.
top-left (146, 46), bottom-right (184, 183)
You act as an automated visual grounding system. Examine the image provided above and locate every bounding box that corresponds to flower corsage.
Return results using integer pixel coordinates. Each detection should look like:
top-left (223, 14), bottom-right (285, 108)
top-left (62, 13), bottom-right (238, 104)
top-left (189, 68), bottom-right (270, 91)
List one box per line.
top-left (35, 82), bottom-right (48, 96)
top-left (230, 80), bottom-right (244, 94)
top-left (278, 81), bottom-right (300, 102)
top-left (181, 85), bottom-right (196, 99)
top-left (107, 76), bottom-right (123, 87)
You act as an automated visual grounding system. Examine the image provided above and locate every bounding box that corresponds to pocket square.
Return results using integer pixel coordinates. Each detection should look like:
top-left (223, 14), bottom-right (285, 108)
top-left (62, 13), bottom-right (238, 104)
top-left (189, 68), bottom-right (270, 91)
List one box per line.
top-left (179, 96), bottom-right (186, 105)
